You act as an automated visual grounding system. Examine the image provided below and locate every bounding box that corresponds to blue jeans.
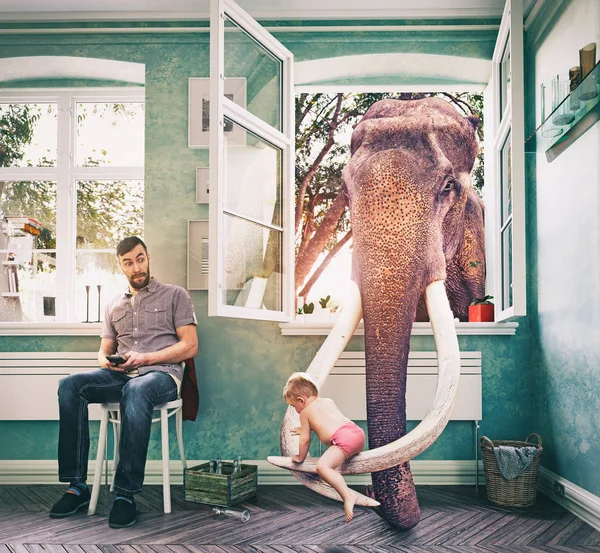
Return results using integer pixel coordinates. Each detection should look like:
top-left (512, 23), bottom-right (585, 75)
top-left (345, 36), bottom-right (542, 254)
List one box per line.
top-left (58, 369), bottom-right (177, 495)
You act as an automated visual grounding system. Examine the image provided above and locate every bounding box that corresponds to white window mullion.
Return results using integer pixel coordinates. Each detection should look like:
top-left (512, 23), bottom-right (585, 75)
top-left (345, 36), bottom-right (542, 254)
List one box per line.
top-left (70, 167), bottom-right (144, 180)
top-left (54, 93), bottom-right (75, 322)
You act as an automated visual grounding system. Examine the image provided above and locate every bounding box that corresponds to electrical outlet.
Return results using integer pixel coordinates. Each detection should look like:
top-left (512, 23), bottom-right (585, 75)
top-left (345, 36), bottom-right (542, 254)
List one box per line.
top-left (554, 481), bottom-right (565, 499)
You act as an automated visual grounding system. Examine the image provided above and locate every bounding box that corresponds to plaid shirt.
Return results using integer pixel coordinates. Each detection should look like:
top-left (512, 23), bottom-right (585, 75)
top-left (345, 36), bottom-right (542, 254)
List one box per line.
top-left (101, 278), bottom-right (196, 381)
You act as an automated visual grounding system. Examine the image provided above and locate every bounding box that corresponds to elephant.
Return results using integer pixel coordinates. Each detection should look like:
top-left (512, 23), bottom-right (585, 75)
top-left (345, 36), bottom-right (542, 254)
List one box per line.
top-left (341, 97), bottom-right (485, 528)
top-left (269, 97), bottom-right (485, 530)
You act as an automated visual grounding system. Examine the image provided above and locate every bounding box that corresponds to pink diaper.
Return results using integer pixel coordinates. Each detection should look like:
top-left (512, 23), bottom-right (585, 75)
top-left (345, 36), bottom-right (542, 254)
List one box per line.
top-left (330, 421), bottom-right (365, 459)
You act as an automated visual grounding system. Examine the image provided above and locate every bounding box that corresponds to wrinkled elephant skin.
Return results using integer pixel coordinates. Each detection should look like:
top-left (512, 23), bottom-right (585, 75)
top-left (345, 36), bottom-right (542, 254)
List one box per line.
top-left (342, 98), bottom-right (484, 529)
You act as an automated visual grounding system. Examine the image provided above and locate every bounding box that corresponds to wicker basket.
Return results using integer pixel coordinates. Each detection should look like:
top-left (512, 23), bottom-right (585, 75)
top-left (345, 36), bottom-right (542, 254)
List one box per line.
top-left (481, 433), bottom-right (543, 508)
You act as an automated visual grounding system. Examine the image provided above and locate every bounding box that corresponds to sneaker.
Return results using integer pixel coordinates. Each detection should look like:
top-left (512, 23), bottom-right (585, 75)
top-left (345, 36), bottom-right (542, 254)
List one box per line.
top-left (108, 498), bottom-right (137, 528)
top-left (49, 487), bottom-right (91, 518)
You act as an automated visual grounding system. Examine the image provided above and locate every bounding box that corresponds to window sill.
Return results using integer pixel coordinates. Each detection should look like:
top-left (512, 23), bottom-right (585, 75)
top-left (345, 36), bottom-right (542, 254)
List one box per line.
top-left (0, 323), bottom-right (102, 336)
top-left (279, 321), bottom-right (519, 336)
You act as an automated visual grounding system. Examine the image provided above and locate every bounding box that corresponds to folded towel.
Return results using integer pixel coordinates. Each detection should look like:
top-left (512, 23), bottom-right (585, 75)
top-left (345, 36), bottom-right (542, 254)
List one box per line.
top-left (493, 445), bottom-right (538, 480)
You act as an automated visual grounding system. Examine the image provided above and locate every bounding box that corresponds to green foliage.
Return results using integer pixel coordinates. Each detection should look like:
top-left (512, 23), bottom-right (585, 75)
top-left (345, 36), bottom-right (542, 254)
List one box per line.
top-left (0, 104), bottom-right (42, 167)
top-left (470, 295), bottom-right (494, 305)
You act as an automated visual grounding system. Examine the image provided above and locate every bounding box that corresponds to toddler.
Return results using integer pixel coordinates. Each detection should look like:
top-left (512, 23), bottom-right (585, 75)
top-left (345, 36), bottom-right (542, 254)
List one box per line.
top-left (283, 371), bottom-right (369, 522)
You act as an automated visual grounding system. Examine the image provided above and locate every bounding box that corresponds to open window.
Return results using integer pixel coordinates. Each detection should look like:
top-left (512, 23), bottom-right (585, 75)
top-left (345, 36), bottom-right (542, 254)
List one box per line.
top-left (208, 0), bottom-right (294, 321)
top-left (487, 0), bottom-right (527, 321)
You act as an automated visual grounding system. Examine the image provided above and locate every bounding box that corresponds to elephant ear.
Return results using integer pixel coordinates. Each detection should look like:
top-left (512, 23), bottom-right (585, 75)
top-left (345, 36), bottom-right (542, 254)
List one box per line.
top-left (467, 115), bottom-right (480, 131)
top-left (445, 190), bottom-right (486, 321)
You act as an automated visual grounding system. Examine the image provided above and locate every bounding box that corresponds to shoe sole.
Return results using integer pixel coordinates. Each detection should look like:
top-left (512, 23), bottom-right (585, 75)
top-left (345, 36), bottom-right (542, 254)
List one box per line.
top-left (49, 500), bottom-right (90, 518)
top-left (108, 518), bottom-right (137, 529)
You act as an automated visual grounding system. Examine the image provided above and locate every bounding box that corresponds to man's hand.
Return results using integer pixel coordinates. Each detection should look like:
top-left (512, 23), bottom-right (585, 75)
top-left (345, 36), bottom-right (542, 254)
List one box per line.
top-left (99, 355), bottom-right (114, 370)
top-left (120, 351), bottom-right (150, 371)
top-left (101, 354), bottom-right (128, 372)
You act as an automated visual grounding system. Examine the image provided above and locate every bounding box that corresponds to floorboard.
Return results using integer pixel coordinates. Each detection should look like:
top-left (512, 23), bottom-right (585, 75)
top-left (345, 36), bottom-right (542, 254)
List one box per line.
top-left (0, 484), bottom-right (597, 552)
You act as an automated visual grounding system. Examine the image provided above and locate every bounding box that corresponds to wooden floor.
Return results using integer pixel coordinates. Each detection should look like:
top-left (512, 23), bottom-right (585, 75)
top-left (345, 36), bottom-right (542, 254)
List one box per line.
top-left (0, 484), bottom-right (599, 552)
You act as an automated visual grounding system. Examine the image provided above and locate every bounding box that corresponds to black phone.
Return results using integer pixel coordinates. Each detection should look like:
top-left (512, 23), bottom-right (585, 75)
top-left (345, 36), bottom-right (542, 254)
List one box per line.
top-left (106, 355), bottom-right (126, 365)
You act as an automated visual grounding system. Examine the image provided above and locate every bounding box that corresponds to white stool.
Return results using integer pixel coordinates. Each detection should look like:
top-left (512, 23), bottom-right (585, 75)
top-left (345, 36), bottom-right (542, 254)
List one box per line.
top-left (88, 398), bottom-right (187, 515)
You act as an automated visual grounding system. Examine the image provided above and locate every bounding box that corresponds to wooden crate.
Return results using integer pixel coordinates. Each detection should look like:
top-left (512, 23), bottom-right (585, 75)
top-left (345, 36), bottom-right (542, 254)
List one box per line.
top-left (184, 461), bottom-right (257, 507)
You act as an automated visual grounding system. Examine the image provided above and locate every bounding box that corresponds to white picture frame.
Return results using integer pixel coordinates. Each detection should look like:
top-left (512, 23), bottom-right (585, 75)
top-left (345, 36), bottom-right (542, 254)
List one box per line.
top-left (187, 219), bottom-right (209, 290)
top-left (188, 77), bottom-right (247, 148)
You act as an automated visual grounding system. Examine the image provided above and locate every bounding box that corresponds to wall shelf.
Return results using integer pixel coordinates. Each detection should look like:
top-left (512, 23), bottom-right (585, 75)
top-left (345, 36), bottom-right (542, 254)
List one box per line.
top-left (526, 61), bottom-right (600, 162)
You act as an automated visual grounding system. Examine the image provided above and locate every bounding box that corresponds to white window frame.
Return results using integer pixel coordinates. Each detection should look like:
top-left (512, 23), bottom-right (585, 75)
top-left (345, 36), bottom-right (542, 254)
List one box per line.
top-left (0, 87), bottom-right (144, 325)
top-left (208, 0), bottom-right (295, 322)
top-left (488, 0), bottom-right (527, 321)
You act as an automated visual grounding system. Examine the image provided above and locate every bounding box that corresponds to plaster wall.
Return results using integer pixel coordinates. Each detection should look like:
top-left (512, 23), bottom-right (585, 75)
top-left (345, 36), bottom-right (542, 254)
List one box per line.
top-left (526, 0), bottom-right (600, 496)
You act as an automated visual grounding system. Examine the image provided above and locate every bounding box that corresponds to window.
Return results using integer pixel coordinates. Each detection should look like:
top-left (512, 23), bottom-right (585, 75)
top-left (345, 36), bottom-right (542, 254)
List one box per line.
top-left (208, 0), bottom-right (294, 322)
top-left (0, 88), bottom-right (144, 323)
top-left (488, 0), bottom-right (527, 321)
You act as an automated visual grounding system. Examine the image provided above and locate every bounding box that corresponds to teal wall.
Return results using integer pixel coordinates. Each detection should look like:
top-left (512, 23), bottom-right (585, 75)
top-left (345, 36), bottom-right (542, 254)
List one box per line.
top-left (0, 21), bottom-right (533, 469)
top-left (525, 0), bottom-right (600, 497)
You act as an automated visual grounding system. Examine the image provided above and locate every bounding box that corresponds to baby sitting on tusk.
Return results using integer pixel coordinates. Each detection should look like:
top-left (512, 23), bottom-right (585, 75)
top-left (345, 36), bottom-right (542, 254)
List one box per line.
top-left (282, 372), bottom-right (378, 522)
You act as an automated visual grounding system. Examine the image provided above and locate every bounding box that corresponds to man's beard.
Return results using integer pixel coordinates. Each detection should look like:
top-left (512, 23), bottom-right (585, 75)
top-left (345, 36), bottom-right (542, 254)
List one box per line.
top-left (129, 270), bottom-right (151, 290)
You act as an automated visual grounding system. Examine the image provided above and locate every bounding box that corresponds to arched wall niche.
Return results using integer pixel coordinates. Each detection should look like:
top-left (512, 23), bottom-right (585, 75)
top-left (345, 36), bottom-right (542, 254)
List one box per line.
top-left (0, 56), bottom-right (145, 84)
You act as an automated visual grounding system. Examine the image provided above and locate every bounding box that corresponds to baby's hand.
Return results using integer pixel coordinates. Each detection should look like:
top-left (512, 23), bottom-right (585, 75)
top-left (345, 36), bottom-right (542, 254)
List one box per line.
top-left (290, 427), bottom-right (301, 435)
top-left (291, 455), bottom-right (303, 463)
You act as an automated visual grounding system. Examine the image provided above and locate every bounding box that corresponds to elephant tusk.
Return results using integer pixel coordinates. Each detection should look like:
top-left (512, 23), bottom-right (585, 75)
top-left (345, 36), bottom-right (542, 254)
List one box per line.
top-left (268, 279), bottom-right (460, 476)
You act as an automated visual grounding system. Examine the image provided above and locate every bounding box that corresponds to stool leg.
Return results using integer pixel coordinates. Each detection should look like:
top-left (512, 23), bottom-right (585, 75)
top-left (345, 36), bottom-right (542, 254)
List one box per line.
top-left (176, 408), bottom-right (187, 470)
top-left (110, 411), bottom-right (120, 492)
top-left (88, 409), bottom-right (109, 515)
top-left (161, 407), bottom-right (171, 514)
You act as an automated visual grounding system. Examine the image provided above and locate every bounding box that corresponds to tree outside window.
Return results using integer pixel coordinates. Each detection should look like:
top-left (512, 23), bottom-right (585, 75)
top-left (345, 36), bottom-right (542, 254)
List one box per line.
top-left (295, 92), bottom-right (483, 314)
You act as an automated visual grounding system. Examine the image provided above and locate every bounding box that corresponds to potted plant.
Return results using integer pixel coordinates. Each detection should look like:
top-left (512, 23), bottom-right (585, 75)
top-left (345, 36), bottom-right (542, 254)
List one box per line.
top-left (468, 295), bottom-right (494, 322)
top-left (316, 295), bottom-right (332, 322)
top-left (302, 301), bottom-right (315, 322)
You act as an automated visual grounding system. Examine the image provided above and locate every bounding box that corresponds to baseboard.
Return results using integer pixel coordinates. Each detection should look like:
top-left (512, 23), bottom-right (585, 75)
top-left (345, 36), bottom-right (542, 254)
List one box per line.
top-left (538, 467), bottom-right (600, 532)
top-left (0, 459), bottom-right (480, 486)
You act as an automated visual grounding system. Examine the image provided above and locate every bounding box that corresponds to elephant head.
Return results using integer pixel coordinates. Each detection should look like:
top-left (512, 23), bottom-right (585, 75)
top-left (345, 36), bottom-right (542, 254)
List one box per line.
top-left (340, 97), bottom-right (484, 528)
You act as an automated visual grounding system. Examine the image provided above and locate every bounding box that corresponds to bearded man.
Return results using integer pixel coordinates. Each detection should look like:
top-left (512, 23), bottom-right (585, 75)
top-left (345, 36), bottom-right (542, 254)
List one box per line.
top-left (49, 236), bottom-right (198, 528)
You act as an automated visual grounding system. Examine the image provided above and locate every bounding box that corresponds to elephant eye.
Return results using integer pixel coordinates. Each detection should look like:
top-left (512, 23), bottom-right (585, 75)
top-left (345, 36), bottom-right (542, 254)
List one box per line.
top-left (442, 177), bottom-right (456, 193)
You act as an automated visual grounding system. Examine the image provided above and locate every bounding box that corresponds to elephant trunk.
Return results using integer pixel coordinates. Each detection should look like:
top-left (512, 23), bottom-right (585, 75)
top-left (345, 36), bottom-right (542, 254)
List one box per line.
top-left (361, 262), bottom-right (424, 530)
top-left (351, 158), bottom-right (445, 530)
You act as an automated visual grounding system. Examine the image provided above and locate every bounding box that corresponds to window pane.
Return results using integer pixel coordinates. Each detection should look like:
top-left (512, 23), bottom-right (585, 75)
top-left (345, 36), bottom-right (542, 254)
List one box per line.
top-left (0, 103), bottom-right (57, 167)
top-left (223, 119), bottom-right (282, 228)
top-left (75, 251), bottom-right (127, 323)
top-left (76, 180), bottom-right (143, 248)
top-left (222, 214), bottom-right (282, 311)
top-left (0, 180), bottom-right (57, 322)
top-left (75, 102), bottom-right (144, 167)
top-left (224, 16), bottom-right (282, 131)
top-left (501, 222), bottom-right (513, 310)
top-left (500, 39), bottom-right (511, 117)
top-left (500, 132), bottom-right (512, 222)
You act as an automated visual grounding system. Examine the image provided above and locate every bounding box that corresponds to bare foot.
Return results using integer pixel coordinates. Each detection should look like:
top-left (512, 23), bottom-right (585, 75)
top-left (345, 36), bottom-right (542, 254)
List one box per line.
top-left (344, 492), bottom-right (358, 523)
